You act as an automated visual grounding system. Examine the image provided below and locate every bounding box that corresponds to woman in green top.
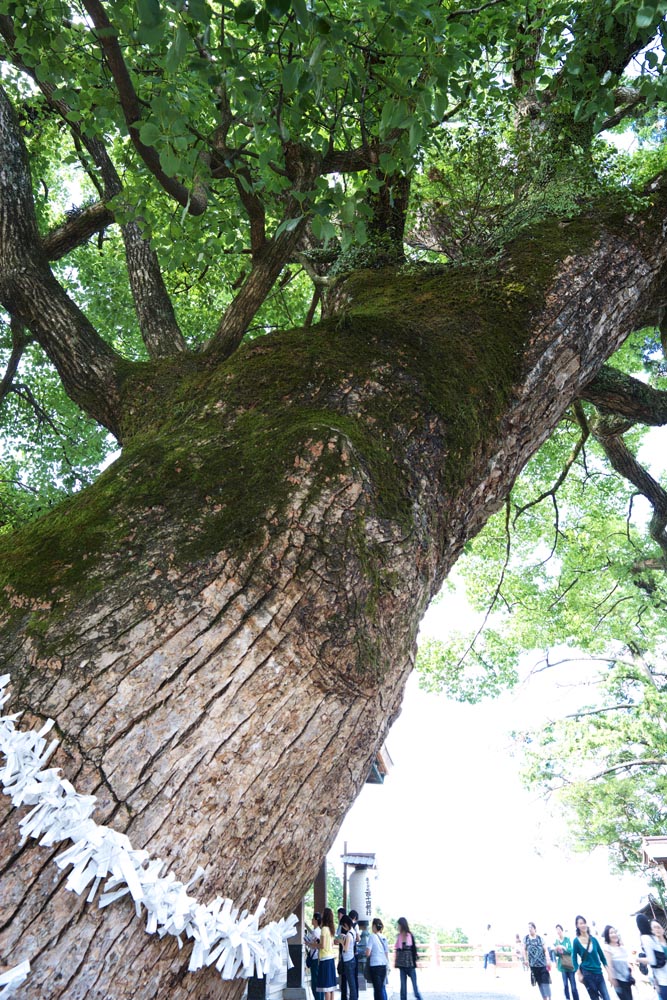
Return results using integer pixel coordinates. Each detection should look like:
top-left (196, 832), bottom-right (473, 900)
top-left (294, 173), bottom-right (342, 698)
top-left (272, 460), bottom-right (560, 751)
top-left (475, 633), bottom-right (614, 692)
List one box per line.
top-left (572, 915), bottom-right (612, 1000)
top-left (555, 924), bottom-right (579, 1000)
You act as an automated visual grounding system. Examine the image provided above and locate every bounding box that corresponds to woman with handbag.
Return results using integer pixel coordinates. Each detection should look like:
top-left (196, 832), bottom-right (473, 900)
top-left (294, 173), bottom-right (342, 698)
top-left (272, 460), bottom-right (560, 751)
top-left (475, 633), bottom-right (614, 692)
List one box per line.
top-left (572, 915), bottom-right (612, 1000)
top-left (555, 924), bottom-right (579, 1000)
top-left (637, 914), bottom-right (667, 1000)
top-left (602, 925), bottom-right (634, 1000)
top-left (395, 917), bottom-right (423, 1000)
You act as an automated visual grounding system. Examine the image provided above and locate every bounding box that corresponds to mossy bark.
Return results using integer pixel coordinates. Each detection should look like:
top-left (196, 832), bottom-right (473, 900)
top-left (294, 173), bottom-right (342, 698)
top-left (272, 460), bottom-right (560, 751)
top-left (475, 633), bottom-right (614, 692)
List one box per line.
top-left (1, 204), bottom-right (667, 998)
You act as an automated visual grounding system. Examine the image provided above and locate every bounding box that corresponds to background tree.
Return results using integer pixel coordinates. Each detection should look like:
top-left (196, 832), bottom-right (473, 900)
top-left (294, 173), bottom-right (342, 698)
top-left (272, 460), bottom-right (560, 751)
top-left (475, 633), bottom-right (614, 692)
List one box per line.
top-left (2, 1), bottom-right (667, 998)
top-left (417, 259), bottom-right (667, 871)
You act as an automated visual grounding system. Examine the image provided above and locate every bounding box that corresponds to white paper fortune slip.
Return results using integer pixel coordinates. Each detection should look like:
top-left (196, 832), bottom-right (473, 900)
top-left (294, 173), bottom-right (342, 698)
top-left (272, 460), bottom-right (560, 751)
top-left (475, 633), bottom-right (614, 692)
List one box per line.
top-left (0, 674), bottom-right (297, 984)
top-left (0, 960), bottom-right (31, 997)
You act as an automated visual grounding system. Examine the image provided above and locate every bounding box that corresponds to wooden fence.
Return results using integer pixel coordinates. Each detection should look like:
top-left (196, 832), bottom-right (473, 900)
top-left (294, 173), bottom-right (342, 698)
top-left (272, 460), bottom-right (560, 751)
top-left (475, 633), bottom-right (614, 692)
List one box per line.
top-left (421, 942), bottom-right (518, 969)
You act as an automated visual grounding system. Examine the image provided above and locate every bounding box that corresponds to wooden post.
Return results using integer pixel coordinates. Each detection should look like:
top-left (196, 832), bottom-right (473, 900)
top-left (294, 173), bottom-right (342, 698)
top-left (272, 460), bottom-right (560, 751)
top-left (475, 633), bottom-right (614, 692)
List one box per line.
top-left (314, 859), bottom-right (327, 913)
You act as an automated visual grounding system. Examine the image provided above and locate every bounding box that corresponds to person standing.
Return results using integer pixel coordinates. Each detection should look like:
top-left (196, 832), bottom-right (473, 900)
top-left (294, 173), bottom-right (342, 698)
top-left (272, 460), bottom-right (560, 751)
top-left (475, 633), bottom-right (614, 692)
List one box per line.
top-left (525, 922), bottom-right (552, 1000)
top-left (555, 924), bottom-right (579, 1000)
top-left (340, 915), bottom-right (359, 1000)
top-left (395, 917), bottom-right (423, 1000)
top-left (572, 915), bottom-right (612, 1000)
top-left (483, 924), bottom-right (497, 972)
top-left (307, 912), bottom-right (324, 1000)
top-left (602, 925), bottom-right (633, 1000)
top-left (637, 914), bottom-right (667, 1000)
top-left (366, 918), bottom-right (389, 1000)
top-left (315, 908), bottom-right (337, 1000)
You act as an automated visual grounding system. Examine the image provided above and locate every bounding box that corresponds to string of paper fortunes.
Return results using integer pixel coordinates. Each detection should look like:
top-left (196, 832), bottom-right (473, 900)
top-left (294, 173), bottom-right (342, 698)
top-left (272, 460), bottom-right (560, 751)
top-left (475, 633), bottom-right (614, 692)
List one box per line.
top-left (0, 674), bottom-right (297, 994)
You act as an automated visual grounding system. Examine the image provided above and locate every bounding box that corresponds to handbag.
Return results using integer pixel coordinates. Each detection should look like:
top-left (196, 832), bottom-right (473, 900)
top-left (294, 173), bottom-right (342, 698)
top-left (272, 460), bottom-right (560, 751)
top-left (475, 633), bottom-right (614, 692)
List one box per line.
top-left (396, 946), bottom-right (414, 969)
top-left (561, 954), bottom-right (574, 972)
top-left (306, 952), bottom-right (314, 970)
top-left (654, 947), bottom-right (667, 969)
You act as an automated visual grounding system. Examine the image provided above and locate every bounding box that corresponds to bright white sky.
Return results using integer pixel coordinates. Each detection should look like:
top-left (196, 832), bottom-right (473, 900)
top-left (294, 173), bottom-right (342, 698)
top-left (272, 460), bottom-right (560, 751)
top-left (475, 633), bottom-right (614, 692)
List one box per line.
top-left (329, 599), bottom-right (654, 951)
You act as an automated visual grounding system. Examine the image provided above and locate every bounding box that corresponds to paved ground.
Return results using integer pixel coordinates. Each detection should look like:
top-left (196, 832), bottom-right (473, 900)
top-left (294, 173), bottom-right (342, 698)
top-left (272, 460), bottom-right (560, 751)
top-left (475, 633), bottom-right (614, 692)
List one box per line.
top-left (382, 966), bottom-right (525, 1000)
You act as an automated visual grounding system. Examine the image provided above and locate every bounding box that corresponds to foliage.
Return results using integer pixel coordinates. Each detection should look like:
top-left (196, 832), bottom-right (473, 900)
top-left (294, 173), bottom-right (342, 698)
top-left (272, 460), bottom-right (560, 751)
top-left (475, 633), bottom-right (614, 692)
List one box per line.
top-left (516, 653), bottom-right (667, 876)
top-left (303, 866), bottom-right (344, 917)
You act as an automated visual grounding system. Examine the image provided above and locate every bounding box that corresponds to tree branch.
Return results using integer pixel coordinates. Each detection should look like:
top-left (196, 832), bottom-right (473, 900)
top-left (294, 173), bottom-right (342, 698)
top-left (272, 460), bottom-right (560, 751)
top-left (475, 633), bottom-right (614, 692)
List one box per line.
top-left (514, 401), bottom-right (590, 520)
top-left (0, 83), bottom-right (124, 438)
top-left (206, 217), bottom-right (309, 362)
top-left (0, 318), bottom-right (31, 404)
top-left (580, 365), bottom-right (667, 425)
top-left (590, 758), bottom-right (667, 781)
top-left (0, 15), bottom-right (187, 359)
top-left (564, 703), bottom-right (634, 720)
top-left (42, 201), bottom-right (115, 260)
top-left (81, 0), bottom-right (208, 216)
top-left (592, 416), bottom-right (667, 562)
top-left (600, 86), bottom-right (648, 131)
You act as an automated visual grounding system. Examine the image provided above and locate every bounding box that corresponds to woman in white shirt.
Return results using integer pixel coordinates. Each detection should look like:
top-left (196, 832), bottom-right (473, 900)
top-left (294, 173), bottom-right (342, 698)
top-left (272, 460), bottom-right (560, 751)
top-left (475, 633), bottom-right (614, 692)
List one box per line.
top-left (366, 918), bottom-right (389, 1000)
top-left (602, 925), bottom-right (633, 1000)
top-left (637, 914), bottom-right (667, 1000)
top-left (340, 915), bottom-right (358, 1000)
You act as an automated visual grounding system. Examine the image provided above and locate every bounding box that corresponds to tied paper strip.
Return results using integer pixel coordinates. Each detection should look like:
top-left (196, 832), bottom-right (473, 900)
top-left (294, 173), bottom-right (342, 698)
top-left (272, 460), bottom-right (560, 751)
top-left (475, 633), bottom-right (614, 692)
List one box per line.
top-left (0, 961), bottom-right (30, 998)
top-left (0, 675), bottom-right (297, 982)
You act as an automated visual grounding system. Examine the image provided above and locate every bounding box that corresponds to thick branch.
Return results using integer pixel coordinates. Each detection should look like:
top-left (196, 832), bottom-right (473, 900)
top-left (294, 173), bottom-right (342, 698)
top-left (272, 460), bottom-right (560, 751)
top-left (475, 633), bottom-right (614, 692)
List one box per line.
top-left (581, 365), bottom-right (667, 425)
top-left (43, 201), bottom-right (115, 260)
top-left (81, 0), bottom-right (208, 216)
top-left (600, 86), bottom-right (648, 131)
top-left (0, 84), bottom-right (124, 437)
top-left (592, 417), bottom-right (667, 561)
top-left (121, 220), bottom-right (187, 358)
top-left (0, 17), bottom-right (186, 359)
top-left (206, 219), bottom-right (309, 362)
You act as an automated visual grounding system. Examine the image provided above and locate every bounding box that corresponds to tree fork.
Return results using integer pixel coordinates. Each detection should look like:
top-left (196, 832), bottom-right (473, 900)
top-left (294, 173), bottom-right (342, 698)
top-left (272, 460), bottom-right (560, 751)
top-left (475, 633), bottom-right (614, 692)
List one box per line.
top-left (2, 197), bottom-right (667, 996)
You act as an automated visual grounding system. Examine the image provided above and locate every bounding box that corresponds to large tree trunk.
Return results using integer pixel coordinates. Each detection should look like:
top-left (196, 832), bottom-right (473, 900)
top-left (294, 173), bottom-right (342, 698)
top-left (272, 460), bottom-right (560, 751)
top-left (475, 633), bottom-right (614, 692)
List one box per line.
top-left (1, 203), bottom-right (667, 997)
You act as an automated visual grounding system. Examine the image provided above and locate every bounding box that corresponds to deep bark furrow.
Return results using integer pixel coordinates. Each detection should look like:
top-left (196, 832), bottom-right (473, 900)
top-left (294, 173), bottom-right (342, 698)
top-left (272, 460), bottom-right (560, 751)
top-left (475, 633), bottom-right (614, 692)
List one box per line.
top-left (75, 921), bottom-right (135, 1000)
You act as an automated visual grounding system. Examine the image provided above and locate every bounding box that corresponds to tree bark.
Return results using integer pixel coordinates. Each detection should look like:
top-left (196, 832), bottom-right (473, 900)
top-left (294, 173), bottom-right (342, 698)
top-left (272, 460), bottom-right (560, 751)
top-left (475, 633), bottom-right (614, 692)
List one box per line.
top-left (2, 198), bottom-right (667, 997)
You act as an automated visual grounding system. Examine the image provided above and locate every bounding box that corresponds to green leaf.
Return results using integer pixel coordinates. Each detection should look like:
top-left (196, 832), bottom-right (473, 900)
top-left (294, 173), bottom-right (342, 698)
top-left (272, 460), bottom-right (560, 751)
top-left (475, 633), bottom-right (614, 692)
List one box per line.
top-left (274, 215), bottom-right (304, 236)
top-left (159, 147), bottom-right (180, 175)
top-left (636, 6), bottom-right (656, 27)
top-left (137, 0), bottom-right (162, 27)
top-left (255, 8), bottom-right (270, 32)
top-left (165, 24), bottom-right (189, 73)
top-left (291, 0), bottom-right (309, 25)
top-left (309, 38), bottom-right (327, 69)
top-left (138, 121), bottom-right (162, 145)
top-left (265, 0), bottom-right (290, 18)
top-left (282, 61), bottom-right (301, 94)
top-left (187, 0), bottom-right (212, 21)
top-left (340, 198), bottom-right (356, 225)
top-left (235, 0), bottom-right (256, 22)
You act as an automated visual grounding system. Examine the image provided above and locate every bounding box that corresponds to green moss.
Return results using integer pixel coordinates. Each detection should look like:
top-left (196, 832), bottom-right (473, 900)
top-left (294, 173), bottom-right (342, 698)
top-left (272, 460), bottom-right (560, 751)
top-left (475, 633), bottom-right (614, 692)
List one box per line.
top-left (0, 216), bottom-right (603, 614)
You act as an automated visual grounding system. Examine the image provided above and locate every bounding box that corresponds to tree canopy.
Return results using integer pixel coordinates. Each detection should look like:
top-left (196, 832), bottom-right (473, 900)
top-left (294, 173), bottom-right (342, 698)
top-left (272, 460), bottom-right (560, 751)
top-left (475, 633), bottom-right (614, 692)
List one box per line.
top-left (2, 0), bottom-right (667, 479)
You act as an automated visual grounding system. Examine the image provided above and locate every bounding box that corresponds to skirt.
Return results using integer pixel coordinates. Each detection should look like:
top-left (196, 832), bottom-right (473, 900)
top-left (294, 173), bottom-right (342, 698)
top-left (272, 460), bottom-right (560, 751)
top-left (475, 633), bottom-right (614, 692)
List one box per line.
top-left (318, 958), bottom-right (337, 990)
